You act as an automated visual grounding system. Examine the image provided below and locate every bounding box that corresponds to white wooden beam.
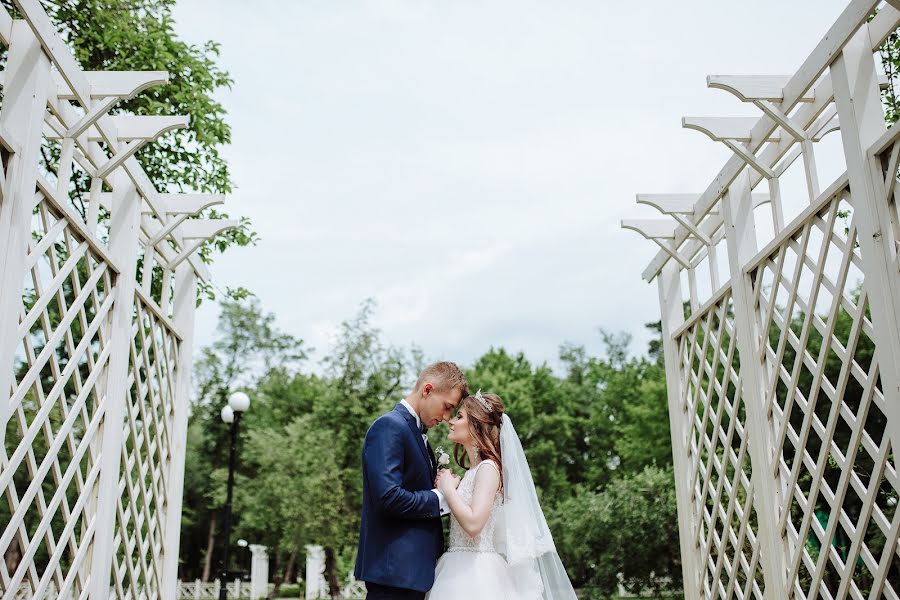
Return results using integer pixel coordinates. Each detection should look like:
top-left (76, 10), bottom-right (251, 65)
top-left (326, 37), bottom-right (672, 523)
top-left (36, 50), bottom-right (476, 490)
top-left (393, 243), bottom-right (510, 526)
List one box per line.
top-left (707, 75), bottom-right (815, 102)
top-left (622, 219), bottom-right (692, 270)
top-left (146, 194), bottom-right (225, 247)
top-left (621, 218), bottom-right (679, 239)
top-left (682, 117), bottom-right (782, 142)
top-left (708, 73), bottom-right (888, 104)
top-left (143, 194), bottom-right (225, 216)
top-left (53, 70), bottom-right (169, 100)
top-left (636, 193), bottom-right (770, 215)
top-left (94, 117), bottom-right (188, 179)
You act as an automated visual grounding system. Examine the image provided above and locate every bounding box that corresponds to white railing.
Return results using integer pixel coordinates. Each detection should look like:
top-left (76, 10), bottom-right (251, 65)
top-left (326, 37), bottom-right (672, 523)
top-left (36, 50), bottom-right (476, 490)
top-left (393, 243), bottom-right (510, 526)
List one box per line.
top-left (623, 1), bottom-right (900, 598)
top-left (0, 1), bottom-right (235, 599)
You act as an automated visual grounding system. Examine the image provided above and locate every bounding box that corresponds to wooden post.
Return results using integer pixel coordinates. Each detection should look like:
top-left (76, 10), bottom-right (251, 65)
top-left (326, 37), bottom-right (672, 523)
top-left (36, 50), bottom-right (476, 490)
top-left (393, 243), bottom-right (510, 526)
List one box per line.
top-left (87, 169), bottom-right (143, 598)
top-left (831, 25), bottom-right (900, 464)
top-left (0, 20), bottom-right (51, 452)
top-left (721, 170), bottom-right (788, 600)
top-left (161, 262), bottom-right (199, 598)
top-left (656, 262), bottom-right (702, 599)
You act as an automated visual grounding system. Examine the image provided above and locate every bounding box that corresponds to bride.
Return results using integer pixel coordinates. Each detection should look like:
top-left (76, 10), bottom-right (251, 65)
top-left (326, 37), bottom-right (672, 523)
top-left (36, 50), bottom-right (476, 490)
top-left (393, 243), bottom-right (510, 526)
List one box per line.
top-left (426, 391), bottom-right (577, 600)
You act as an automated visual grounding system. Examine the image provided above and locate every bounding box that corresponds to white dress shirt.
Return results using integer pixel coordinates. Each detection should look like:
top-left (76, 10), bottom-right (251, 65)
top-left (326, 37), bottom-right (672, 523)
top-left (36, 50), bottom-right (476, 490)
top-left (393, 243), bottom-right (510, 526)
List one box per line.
top-left (400, 400), bottom-right (450, 516)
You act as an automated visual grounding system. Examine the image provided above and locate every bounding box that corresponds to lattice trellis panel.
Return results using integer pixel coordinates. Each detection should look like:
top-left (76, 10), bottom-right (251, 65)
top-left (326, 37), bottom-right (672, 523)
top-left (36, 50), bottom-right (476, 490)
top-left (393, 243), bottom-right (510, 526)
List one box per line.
top-left (0, 2), bottom-right (234, 598)
top-left (111, 297), bottom-right (181, 599)
top-left (749, 184), bottom-right (899, 598)
top-left (624, 2), bottom-right (900, 599)
top-left (675, 292), bottom-right (766, 600)
top-left (1, 195), bottom-right (114, 599)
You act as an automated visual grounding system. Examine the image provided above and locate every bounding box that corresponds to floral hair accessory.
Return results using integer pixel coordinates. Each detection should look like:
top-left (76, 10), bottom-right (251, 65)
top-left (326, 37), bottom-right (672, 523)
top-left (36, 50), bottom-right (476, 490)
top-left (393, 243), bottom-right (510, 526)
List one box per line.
top-left (474, 389), bottom-right (492, 412)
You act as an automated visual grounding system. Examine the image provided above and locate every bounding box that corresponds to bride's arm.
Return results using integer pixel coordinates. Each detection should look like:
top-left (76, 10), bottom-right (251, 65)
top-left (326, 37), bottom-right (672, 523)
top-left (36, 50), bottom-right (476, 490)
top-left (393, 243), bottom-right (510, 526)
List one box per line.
top-left (437, 464), bottom-right (500, 538)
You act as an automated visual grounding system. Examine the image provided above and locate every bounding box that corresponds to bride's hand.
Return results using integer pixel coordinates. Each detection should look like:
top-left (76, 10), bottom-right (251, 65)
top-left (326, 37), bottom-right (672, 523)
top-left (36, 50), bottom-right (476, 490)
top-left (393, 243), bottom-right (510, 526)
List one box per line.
top-left (436, 469), bottom-right (460, 495)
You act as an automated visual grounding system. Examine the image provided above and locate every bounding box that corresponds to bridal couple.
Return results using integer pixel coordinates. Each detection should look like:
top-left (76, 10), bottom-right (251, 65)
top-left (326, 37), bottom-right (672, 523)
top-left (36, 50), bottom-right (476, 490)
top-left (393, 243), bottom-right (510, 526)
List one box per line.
top-left (355, 361), bottom-right (577, 600)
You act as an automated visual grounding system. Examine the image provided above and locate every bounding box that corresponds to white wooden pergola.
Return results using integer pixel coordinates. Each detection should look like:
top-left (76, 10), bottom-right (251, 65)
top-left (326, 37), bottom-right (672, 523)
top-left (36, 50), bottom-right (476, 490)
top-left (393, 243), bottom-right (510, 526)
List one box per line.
top-left (623, 1), bottom-right (900, 598)
top-left (0, 1), bottom-right (236, 598)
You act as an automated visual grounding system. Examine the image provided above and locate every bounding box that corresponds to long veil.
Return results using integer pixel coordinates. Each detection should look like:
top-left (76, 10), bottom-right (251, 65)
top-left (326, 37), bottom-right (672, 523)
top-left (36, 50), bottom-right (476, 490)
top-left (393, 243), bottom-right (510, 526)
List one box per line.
top-left (495, 414), bottom-right (577, 600)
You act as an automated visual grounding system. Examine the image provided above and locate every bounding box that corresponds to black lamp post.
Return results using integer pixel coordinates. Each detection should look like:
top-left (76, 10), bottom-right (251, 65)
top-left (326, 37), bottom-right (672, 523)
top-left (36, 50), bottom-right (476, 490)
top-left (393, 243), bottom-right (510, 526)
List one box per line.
top-left (218, 391), bottom-right (250, 600)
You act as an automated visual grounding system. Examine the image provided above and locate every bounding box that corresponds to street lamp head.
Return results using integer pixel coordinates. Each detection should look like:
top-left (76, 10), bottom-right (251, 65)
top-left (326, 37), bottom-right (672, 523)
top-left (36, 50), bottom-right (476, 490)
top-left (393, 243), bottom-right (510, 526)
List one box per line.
top-left (220, 405), bottom-right (234, 424)
top-left (228, 391), bottom-right (251, 412)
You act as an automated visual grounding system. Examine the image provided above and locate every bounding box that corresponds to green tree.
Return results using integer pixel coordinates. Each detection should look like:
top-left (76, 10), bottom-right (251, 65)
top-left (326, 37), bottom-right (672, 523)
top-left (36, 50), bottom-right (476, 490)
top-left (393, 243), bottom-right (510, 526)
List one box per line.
top-left (183, 298), bottom-right (307, 581)
top-left (550, 466), bottom-right (682, 598)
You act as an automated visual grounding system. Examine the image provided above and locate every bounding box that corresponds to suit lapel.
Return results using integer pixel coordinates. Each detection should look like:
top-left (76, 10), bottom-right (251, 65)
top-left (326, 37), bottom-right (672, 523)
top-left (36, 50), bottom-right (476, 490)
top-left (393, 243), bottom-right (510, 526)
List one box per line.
top-left (395, 404), bottom-right (435, 479)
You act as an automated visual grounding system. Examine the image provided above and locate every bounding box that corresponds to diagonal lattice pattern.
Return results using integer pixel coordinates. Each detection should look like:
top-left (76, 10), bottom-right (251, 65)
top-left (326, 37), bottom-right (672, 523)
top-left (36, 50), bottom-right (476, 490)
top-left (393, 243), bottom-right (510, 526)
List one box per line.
top-left (675, 292), bottom-right (766, 600)
top-left (110, 297), bottom-right (181, 600)
top-left (749, 186), bottom-right (899, 599)
top-left (1, 195), bottom-right (115, 599)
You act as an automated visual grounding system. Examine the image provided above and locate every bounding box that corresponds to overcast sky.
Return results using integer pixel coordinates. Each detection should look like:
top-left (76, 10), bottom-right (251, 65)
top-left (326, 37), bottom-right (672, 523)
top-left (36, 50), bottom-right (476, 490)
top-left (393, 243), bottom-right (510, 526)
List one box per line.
top-left (170, 0), bottom-right (850, 372)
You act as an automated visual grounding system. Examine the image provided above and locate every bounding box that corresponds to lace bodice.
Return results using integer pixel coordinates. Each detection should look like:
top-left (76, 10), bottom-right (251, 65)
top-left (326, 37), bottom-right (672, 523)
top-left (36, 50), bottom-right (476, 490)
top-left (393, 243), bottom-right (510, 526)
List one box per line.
top-left (447, 460), bottom-right (502, 553)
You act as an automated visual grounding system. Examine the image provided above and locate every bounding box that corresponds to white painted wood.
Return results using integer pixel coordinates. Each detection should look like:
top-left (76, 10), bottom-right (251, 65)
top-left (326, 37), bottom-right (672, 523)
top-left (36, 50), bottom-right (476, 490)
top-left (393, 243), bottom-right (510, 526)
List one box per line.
top-left (0, 19), bottom-right (51, 464)
top-left (620, 218), bottom-right (678, 239)
top-left (53, 70), bottom-right (169, 99)
top-left (707, 75), bottom-right (815, 102)
top-left (87, 170), bottom-right (143, 599)
top-left (1, 4), bottom-right (229, 597)
top-left (641, 0), bottom-right (887, 282)
top-left (150, 193), bottom-right (226, 215)
top-left (176, 218), bottom-right (240, 240)
top-left (656, 262), bottom-right (703, 599)
top-left (63, 96), bottom-right (120, 139)
top-left (636, 193), bottom-right (770, 215)
top-left (832, 27), bottom-right (900, 466)
top-left (682, 116), bottom-right (782, 142)
top-left (161, 262), bottom-right (197, 599)
top-left (720, 170), bottom-right (788, 600)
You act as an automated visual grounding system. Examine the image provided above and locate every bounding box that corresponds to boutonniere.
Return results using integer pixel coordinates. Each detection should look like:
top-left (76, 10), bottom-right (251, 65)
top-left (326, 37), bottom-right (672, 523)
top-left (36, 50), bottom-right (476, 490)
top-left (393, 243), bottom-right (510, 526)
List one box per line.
top-left (435, 447), bottom-right (451, 467)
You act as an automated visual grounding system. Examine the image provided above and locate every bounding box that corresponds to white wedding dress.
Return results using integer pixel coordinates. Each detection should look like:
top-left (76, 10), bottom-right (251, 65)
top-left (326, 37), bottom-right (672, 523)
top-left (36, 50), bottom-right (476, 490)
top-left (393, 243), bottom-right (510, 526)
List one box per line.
top-left (426, 415), bottom-right (577, 600)
top-left (426, 459), bottom-right (519, 600)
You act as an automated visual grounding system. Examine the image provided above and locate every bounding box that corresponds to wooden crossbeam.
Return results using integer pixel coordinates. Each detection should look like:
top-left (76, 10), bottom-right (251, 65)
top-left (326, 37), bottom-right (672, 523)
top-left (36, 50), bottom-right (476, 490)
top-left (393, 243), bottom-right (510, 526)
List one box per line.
top-left (622, 219), bottom-right (692, 269)
top-left (176, 219), bottom-right (239, 240)
top-left (707, 75), bottom-right (815, 102)
top-left (143, 194), bottom-right (225, 216)
top-left (94, 117), bottom-right (188, 178)
top-left (682, 117), bottom-right (782, 142)
top-left (683, 117), bottom-right (778, 178)
top-left (621, 218), bottom-right (678, 239)
top-left (53, 70), bottom-right (169, 100)
top-left (707, 73), bottom-right (887, 103)
top-left (636, 193), bottom-right (770, 215)
top-left (145, 198), bottom-right (227, 248)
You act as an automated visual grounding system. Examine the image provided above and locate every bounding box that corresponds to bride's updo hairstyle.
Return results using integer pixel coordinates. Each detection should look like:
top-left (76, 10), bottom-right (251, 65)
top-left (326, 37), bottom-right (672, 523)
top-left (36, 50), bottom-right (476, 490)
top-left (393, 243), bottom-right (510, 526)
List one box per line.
top-left (454, 392), bottom-right (505, 482)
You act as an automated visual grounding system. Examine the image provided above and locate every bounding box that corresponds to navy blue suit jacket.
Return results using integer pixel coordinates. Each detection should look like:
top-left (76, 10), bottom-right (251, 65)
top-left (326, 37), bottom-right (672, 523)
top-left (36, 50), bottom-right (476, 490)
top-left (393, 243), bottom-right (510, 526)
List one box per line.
top-left (354, 404), bottom-right (444, 592)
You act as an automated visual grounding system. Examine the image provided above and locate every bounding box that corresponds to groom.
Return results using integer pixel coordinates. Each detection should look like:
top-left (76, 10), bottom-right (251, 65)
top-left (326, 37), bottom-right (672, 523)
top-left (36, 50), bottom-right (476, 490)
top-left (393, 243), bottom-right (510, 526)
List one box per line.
top-left (355, 361), bottom-right (469, 599)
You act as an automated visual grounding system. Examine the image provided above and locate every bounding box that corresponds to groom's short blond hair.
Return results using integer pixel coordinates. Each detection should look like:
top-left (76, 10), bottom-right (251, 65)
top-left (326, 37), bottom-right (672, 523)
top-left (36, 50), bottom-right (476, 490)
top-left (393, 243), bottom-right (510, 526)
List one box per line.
top-left (414, 361), bottom-right (468, 396)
